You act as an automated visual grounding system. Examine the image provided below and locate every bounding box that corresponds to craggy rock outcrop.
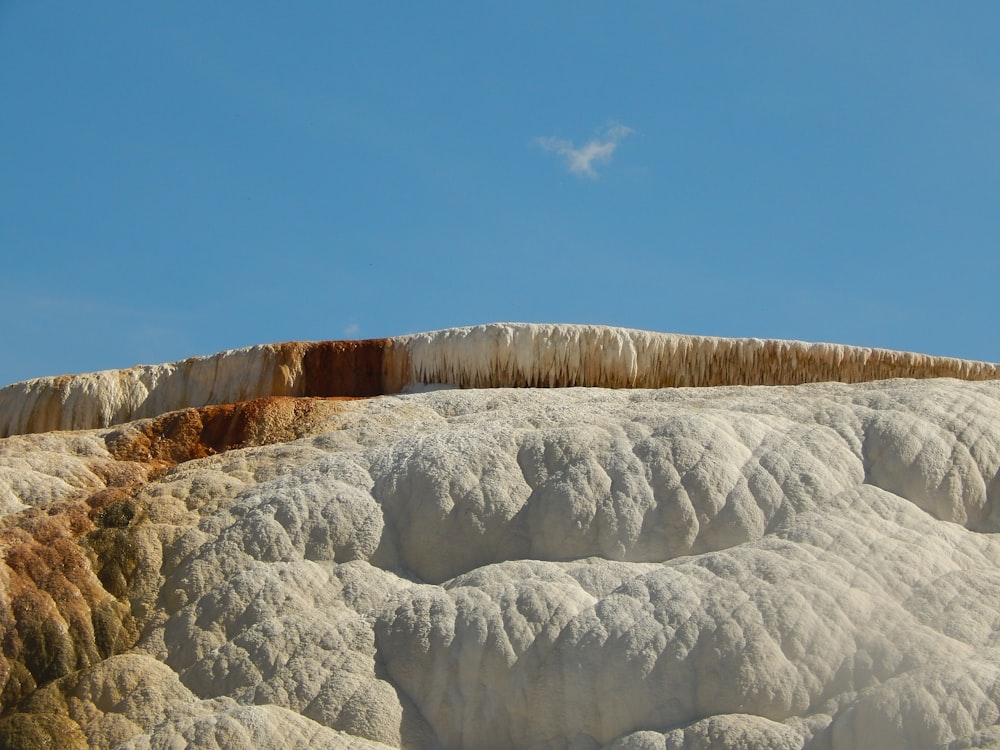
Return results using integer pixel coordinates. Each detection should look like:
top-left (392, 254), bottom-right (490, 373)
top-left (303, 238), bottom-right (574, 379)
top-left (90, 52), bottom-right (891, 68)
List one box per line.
top-left (2, 325), bottom-right (1000, 748)
top-left (3, 323), bottom-right (1000, 437)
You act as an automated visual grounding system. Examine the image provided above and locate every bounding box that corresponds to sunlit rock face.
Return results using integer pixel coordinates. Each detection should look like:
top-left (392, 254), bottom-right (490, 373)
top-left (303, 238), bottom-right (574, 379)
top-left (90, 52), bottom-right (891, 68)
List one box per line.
top-left (2, 325), bottom-right (1000, 749)
top-left (4, 323), bottom-right (999, 438)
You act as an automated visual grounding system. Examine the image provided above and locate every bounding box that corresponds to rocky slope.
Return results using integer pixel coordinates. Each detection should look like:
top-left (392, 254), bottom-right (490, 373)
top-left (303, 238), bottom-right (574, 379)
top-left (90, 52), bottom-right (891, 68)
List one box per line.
top-left (2, 324), bottom-right (1000, 749)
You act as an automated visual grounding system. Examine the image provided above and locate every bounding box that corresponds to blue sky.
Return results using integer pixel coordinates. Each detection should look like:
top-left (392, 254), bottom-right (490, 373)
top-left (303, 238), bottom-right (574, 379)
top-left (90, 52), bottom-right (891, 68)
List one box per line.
top-left (2, 3), bottom-right (999, 386)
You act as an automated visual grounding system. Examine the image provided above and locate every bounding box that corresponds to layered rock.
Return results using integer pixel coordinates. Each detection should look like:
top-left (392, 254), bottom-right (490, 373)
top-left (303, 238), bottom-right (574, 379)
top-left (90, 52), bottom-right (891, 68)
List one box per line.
top-left (4, 323), bottom-right (999, 438)
top-left (1, 325), bottom-right (1000, 749)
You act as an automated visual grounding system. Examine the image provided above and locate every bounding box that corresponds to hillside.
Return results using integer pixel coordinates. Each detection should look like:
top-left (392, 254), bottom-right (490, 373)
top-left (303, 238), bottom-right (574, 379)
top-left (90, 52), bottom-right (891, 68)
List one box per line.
top-left (2, 324), bottom-right (1000, 749)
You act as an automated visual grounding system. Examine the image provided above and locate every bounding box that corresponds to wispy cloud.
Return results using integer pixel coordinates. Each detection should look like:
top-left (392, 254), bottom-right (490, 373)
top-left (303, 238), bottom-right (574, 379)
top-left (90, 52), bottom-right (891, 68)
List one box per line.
top-left (535, 122), bottom-right (633, 178)
top-left (343, 321), bottom-right (360, 337)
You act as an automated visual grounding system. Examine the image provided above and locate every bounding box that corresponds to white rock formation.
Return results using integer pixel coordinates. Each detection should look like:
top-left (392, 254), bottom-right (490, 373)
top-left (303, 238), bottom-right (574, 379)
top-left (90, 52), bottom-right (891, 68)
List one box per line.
top-left (2, 325), bottom-right (1000, 749)
top-left (3, 323), bottom-right (999, 437)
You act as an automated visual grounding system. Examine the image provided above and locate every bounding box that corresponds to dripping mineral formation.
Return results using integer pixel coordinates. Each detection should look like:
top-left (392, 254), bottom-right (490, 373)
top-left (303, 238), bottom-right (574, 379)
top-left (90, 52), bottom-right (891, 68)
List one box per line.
top-left (2, 323), bottom-right (1000, 749)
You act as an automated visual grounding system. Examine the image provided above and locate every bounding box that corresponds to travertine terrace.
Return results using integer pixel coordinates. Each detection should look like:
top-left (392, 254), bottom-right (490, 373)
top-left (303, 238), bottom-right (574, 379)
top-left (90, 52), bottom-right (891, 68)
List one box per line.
top-left (3, 323), bottom-right (999, 438)
top-left (2, 323), bottom-right (1000, 749)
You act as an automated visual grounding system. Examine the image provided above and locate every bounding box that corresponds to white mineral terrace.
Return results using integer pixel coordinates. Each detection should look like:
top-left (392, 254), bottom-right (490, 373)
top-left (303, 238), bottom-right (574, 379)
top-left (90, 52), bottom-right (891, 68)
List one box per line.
top-left (2, 325), bottom-right (1000, 749)
top-left (1, 323), bottom-right (998, 437)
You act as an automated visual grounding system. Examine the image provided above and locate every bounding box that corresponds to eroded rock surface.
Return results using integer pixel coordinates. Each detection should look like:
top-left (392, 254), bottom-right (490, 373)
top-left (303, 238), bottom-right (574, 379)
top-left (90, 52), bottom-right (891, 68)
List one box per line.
top-left (4, 323), bottom-right (1000, 438)
top-left (3, 329), bottom-right (1000, 748)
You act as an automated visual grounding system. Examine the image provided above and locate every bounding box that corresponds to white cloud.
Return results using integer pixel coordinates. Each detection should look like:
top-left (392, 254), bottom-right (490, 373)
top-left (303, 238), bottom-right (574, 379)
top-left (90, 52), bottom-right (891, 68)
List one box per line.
top-left (343, 321), bottom-right (360, 337)
top-left (536, 122), bottom-right (633, 178)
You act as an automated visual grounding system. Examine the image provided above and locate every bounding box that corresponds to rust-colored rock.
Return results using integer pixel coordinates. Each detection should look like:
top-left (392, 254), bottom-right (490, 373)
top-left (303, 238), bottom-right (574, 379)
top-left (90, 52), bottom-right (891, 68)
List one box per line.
top-left (0, 710), bottom-right (88, 750)
top-left (300, 339), bottom-right (390, 397)
top-left (104, 396), bottom-right (354, 467)
top-left (0, 505), bottom-right (140, 707)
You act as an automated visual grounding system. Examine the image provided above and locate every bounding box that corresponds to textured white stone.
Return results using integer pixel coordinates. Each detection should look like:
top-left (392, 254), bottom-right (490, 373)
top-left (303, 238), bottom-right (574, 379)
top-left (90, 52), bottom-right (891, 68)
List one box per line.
top-left (0, 431), bottom-right (117, 513)
top-left (5, 367), bottom-right (1000, 748)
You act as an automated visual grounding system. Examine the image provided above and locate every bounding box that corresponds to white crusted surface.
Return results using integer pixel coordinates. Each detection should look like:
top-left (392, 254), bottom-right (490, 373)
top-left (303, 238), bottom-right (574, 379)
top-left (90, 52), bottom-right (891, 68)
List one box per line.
top-left (400, 323), bottom-right (1000, 389)
top-left (4, 379), bottom-right (1000, 748)
top-left (3, 323), bottom-right (999, 437)
top-left (0, 431), bottom-right (115, 513)
top-left (0, 344), bottom-right (301, 437)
